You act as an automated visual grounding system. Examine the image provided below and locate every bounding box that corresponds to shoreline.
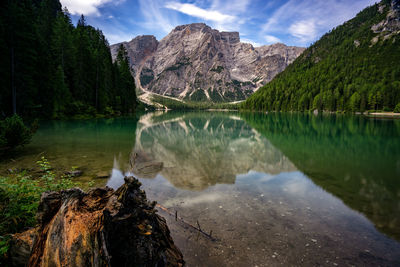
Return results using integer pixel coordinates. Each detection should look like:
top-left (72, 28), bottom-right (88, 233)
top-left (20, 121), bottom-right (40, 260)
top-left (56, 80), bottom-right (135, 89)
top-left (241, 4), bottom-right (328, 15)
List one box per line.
top-left (366, 112), bottom-right (400, 118)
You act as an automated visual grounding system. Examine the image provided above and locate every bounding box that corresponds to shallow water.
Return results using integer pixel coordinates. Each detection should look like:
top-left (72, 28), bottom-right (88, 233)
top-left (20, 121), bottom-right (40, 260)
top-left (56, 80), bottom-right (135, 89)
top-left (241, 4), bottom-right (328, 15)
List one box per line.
top-left (2, 112), bottom-right (400, 266)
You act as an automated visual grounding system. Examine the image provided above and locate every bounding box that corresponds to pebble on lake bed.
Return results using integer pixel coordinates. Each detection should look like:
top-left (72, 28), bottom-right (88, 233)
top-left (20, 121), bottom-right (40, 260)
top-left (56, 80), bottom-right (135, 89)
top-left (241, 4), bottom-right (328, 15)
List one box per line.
top-left (65, 170), bottom-right (83, 177)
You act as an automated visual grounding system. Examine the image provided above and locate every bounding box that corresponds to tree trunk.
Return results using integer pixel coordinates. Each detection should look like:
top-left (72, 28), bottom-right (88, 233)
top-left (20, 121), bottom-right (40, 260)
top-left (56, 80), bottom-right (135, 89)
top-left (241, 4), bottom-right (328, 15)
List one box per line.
top-left (9, 177), bottom-right (185, 267)
top-left (11, 46), bottom-right (16, 114)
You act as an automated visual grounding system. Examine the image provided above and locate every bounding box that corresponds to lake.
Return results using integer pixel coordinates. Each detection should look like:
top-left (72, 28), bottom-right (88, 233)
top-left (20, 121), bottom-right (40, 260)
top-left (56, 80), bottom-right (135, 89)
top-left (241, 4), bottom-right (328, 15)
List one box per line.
top-left (2, 111), bottom-right (400, 266)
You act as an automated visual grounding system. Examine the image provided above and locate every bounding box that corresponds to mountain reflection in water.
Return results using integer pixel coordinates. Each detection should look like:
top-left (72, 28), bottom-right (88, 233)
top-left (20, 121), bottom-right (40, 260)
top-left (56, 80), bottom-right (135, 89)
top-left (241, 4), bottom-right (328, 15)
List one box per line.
top-left (3, 110), bottom-right (397, 266)
top-left (241, 112), bottom-right (400, 241)
top-left (107, 111), bottom-right (400, 244)
top-left (112, 112), bottom-right (296, 190)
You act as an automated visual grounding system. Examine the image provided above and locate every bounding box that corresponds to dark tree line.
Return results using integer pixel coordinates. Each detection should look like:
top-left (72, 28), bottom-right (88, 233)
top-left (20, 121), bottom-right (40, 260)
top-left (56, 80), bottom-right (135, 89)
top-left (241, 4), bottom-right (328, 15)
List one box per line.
top-left (0, 0), bottom-right (137, 119)
top-left (242, 0), bottom-right (400, 112)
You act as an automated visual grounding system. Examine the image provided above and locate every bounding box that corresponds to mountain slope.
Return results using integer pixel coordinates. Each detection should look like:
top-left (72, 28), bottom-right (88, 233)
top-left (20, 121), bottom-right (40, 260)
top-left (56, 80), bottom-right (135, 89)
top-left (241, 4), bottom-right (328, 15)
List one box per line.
top-left (242, 0), bottom-right (400, 112)
top-left (111, 23), bottom-right (304, 102)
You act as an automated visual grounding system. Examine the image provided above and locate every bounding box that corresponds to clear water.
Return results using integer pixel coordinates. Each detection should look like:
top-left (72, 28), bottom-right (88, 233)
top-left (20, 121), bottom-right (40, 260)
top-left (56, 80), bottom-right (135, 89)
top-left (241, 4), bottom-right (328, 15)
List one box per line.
top-left (2, 112), bottom-right (400, 266)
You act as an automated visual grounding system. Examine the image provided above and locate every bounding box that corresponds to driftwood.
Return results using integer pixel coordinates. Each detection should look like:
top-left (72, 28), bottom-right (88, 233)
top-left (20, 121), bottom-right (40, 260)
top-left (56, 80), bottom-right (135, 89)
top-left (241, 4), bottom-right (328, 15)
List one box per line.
top-left (9, 177), bottom-right (184, 267)
top-left (156, 204), bottom-right (218, 242)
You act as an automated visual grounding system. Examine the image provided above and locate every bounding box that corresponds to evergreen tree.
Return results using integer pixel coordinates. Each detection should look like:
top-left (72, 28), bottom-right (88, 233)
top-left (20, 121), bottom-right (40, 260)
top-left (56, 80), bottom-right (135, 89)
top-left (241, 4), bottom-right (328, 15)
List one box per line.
top-left (0, 1), bottom-right (139, 118)
top-left (0, 0), bottom-right (39, 116)
top-left (115, 44), bottom-right (137, 113)
top-left (52, 65), bottom-right (71, 118)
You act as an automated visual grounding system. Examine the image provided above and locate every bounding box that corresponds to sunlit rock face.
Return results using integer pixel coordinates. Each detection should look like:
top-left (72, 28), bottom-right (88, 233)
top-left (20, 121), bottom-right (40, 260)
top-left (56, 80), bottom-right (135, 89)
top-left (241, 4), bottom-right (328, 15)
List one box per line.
top-left (110, 23), bottom-right (304, 102)
top-left (129, 112), bottom-right (296, 190)
top-left (371, 0), bottom-right (400, 44)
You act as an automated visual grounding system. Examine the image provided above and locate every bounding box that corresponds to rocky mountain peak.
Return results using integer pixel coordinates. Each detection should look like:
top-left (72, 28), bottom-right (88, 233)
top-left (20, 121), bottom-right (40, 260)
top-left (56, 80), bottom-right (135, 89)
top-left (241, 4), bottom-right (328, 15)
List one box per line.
top-left (371, 0), bottom-right (400, 44)
top-left (172, 22), bottom-right (209, 33)
top-left (110, 35), bottom-right (158, 65)
top-left (111, 23), bottom-right (305, 102)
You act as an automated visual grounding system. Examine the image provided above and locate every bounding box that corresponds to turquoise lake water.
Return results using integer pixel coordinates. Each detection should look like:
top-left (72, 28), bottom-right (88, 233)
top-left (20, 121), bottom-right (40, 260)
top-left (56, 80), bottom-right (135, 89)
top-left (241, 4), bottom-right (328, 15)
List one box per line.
top-left (2, 111), bottom-right (400, 266)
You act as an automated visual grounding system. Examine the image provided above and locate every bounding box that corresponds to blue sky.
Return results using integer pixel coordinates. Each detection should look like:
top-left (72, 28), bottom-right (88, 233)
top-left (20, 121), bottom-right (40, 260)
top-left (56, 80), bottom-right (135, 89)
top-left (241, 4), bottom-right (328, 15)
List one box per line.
top-left (60, 0), bottom-right (377, 47)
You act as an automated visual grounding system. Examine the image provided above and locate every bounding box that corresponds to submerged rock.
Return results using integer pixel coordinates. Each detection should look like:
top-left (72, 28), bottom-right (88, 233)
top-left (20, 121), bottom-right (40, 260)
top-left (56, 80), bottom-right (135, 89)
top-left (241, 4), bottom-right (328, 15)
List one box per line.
top-left (9, 177), bottom-right (184, 267)
top-left (96, 171), bottom-right (110, 178)
top-left (65, 169), bottom-right (83, 177)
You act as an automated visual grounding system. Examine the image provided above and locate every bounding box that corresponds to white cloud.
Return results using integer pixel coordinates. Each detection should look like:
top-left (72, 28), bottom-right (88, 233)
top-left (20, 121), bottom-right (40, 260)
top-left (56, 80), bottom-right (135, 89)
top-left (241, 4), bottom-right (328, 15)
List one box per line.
top-left (209, 0), bottom-right (252, 32)
top-left (289, 19), bottom-right (317, 43)
top-left (211, 0), bottom-right (251, 14)
top-left (138, 0), bottom-right (176, 34)
top-left (242, 38), bottom-right (262, 47)
top-left (165, 2), bottom-right (236, 23)
top-left (105, 32), bottom-right (135, 44)
top-left (264, 34), bottom-right (281, 44)
top-left (60, 0), bottom-right (123, 16)
top-left (132, 0), bottom-right (254, 41)
top-left (262, 0), bottom-right (377, 45)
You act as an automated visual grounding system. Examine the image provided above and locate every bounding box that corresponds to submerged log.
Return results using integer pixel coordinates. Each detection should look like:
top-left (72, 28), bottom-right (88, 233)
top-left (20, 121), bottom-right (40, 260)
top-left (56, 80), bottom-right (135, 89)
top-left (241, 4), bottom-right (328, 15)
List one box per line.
top-left (9, 177), bottom-right (184, 267)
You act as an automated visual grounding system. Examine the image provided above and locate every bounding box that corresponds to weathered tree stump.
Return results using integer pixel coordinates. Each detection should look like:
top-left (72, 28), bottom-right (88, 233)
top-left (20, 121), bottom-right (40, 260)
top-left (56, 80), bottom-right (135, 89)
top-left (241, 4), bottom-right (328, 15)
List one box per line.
top-left (9, 177), bottom-right (184, 267)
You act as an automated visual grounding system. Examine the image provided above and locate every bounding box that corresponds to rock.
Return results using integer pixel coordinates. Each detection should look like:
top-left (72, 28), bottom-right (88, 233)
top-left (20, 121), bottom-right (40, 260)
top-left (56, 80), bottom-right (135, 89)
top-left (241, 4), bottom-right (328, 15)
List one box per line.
top-left (96, 171), bottom-right (110, 178)
top-left (65, 169), bottom-right (83, 177)
top-left (111, 23), bottom-right (305, 102)
top-left (9, 177), bottom-right (184, 267)
top-left (130, 151), bottom-right (164, 178)
top-left (371, 0), bottom-right (400, 44)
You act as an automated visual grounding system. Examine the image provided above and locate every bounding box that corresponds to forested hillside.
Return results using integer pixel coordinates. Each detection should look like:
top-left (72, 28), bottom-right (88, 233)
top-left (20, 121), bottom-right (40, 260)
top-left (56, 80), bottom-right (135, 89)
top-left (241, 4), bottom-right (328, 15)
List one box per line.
top-left (242, 0), bottom-right (400, 112)
top-left (0, 0), bottom-right (137, 119)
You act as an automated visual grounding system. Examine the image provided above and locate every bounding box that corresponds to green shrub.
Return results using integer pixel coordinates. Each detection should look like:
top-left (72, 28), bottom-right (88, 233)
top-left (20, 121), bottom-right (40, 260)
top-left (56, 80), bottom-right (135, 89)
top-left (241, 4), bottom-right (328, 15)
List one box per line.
top-left (66, 101), bottom-right (85, 115)
top-left (151, 95), bottom-right (239, 110)
top-left (0, 115), bottom-right (35, 150)
top-left (394, 103), bottom-right (400, 113)
top-left (104, 106), bottom-right (115, 116)
top-left (0, 157), bottom-right (78, 261)
top-left (190, 90), bottom-right (208, 102)
top-left (86, 105), bottom-right (97, 116)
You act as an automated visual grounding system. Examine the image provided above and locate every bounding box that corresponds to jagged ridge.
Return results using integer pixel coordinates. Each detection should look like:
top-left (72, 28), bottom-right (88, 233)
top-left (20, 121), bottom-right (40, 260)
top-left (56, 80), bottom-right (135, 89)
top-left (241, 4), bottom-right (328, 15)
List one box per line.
top-left (111, 23), bottom-right (304, 102)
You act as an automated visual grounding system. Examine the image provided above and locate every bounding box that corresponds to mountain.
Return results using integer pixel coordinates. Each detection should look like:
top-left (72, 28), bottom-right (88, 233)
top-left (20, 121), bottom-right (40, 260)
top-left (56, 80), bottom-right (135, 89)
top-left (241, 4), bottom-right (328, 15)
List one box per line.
top-left (128, 112), bottom-right (295, 190)
top-left (242, 0), bottom-right (400, 112)
top-left (110, 23), bottom-right (304, 102)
